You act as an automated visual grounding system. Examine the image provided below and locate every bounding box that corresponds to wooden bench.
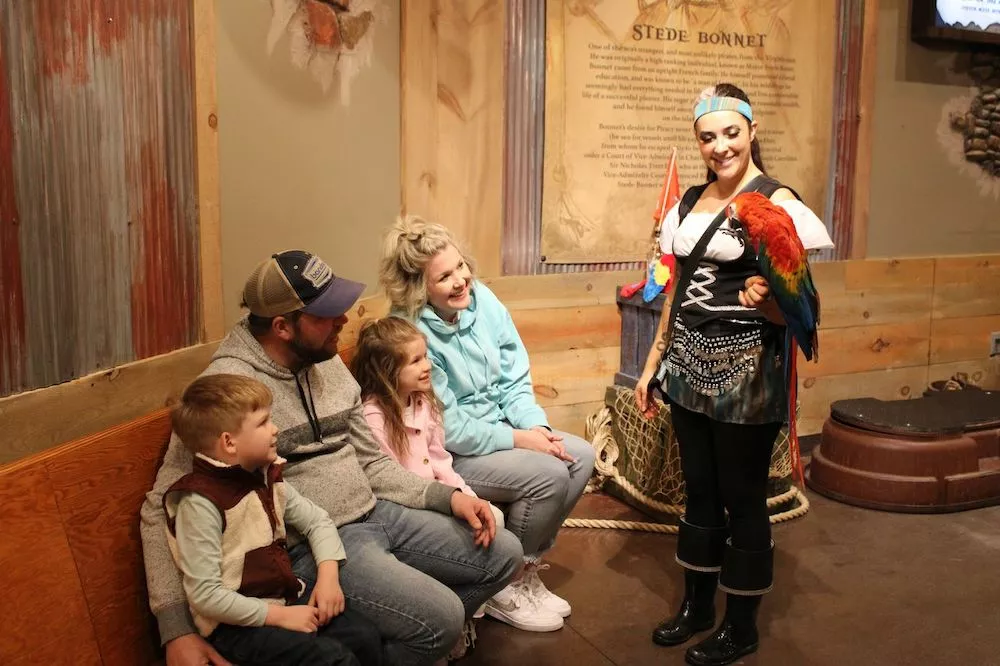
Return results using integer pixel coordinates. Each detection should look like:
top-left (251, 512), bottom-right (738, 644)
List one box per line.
top-left (0, 408), bottom-right (172, 666)
top-left (0, 328), bottom-right (379, 665)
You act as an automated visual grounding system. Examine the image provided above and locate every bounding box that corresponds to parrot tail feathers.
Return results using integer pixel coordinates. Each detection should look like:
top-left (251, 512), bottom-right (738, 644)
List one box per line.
top-left (786, 329), bottom-right (805, 488)
top-left (620, 278), bottom-right (646, 299)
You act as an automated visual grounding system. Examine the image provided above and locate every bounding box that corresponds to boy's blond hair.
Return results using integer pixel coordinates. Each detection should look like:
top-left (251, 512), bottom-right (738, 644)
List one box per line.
top-left (171, 374), bottom-right (273, 454)
top-left (378, 214), bottom-right (478, 319)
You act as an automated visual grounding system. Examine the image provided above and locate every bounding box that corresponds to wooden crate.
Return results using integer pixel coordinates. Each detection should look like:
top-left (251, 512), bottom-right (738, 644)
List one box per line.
top-left (615, 288), bottom-right (667, 389)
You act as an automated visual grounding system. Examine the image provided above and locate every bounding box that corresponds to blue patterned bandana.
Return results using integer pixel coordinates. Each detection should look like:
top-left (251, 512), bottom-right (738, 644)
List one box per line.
top-left (693, 96), bottom-right (753, 123)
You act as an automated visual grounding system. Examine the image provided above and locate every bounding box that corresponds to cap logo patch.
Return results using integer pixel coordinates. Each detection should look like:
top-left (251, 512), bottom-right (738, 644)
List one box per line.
top-left (302, 257), bottom-right (332, 289)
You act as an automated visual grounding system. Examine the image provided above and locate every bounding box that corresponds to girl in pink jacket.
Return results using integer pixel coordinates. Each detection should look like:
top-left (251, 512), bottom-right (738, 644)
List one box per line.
top-left (352, 317), bottom-right (503, 526)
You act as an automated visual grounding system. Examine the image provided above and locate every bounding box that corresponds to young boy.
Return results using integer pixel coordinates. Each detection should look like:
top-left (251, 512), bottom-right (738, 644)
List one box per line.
top-left (164, 374), bottom-right (383, 666)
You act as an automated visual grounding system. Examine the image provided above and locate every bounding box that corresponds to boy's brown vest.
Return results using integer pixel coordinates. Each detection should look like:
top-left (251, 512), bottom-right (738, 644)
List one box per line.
top-left (163, 455), bottom-right (302, 636)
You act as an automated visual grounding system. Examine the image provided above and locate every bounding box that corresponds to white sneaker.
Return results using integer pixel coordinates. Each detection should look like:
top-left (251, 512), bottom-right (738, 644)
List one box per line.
top-left (473, 603), bottom-right (486, 619)
top-left (484, 582), bottom-right (564, 632)
top-left (447, 619), bottom-right (477, 661)
top-left (522, 563), bottom-right (572, 618)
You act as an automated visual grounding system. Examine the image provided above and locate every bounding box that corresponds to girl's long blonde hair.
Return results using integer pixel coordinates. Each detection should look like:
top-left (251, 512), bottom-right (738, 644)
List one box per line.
top-left (379, 214), bottom-right (478, 319)
top-left (351, 317), bottom-right (442, 457)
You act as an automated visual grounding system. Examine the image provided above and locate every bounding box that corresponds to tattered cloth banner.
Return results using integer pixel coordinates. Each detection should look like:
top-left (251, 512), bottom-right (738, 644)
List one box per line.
top-left (267, 0), bottom-right (382, 103)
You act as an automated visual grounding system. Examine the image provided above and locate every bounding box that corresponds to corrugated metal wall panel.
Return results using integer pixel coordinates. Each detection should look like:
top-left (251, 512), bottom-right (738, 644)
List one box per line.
top-left (0, 34), bottom-right (27, 395)
top-left (823, 0), bottom-right (866, 261)
top-left (0, 0), bottom-right (200, 397)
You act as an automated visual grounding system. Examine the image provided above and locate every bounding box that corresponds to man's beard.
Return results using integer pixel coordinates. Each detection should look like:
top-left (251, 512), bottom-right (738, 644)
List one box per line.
top-left (287, 333), bottom-right (336, 368)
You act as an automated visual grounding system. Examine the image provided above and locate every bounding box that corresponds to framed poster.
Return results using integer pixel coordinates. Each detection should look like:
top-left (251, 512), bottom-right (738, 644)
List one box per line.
top-left (541, 0), bottom-right (838, 264)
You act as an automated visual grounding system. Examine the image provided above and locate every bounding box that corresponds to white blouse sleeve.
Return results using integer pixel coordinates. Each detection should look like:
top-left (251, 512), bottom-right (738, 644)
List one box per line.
top-left (657, 202), bottom-right (682, 255)
top-left (777, 200), bottom-right (835, 252)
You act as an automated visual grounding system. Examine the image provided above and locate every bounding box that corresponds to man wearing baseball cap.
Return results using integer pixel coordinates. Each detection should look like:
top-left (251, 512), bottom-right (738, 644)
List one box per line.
top-left (141, 250), bottom-right (523, 666)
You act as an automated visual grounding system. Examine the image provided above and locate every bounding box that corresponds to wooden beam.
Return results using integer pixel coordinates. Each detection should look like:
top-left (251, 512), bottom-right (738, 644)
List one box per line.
top-left (400, 0), bottom-right (440, 220)
top-left (850, 0), bottom-right (878, 259)
top-left (193, 0), bottom-right (223, 341)
top-left (0, 342), bottom-right (218, 465)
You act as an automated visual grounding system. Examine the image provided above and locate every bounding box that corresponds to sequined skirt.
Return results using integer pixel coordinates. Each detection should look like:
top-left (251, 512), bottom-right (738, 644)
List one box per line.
top-left (659, 318), bottom-right (787, 424)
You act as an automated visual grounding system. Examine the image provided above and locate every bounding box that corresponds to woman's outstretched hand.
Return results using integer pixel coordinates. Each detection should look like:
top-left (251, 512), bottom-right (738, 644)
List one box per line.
top-left (514, 428), bottom-right (575, 462)
top-left (634, 367), bottom-right (660, 420)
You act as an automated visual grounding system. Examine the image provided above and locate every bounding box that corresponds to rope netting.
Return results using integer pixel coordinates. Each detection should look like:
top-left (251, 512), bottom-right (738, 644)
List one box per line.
top-left (563, 386), bottom-right (809, 533)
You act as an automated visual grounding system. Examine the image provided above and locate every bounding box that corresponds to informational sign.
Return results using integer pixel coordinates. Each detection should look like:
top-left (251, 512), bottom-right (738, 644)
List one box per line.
top-left (937, 0), bottom-right (1000, 31)
top-left (541, 0), bottom-right (837, 264)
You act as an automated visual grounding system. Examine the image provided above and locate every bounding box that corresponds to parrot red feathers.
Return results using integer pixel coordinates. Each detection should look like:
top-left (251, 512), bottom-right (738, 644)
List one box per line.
top-left (727, 191), bottom-right (821, 486)
top-left (727, 191), bottom-right (820, 361)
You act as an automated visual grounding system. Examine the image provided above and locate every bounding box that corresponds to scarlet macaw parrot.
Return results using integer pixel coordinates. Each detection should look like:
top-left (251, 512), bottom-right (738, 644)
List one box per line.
top-left (727, 191), bottom-right (821, 484)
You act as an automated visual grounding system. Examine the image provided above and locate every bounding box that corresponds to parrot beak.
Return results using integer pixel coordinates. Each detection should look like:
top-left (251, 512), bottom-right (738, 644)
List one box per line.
top-left (725, 203), bottom-right (737, 223)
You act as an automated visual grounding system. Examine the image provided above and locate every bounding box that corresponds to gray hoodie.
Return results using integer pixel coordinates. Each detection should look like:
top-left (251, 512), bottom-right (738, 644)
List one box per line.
top-left (139, 320), bottom-right (457, 644)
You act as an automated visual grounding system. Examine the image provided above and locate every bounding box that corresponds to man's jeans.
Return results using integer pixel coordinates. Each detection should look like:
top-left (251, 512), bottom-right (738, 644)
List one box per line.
top-left (451, 430), bottom-right (597, 557)
top-left (290, 500), bottom-right (522, 666)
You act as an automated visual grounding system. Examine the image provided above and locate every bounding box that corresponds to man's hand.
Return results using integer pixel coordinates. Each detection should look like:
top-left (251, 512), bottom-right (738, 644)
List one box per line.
top-left (451, 491), bottom-right (497, 548)
top-left (309, 560), bottom-right (346, 625)
top-left (165, 633), bottom-right (233, 666)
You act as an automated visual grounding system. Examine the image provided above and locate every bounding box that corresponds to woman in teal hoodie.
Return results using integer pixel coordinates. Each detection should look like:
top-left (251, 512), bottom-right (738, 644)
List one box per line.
top-left (380, 216), bottom-right (597, 635)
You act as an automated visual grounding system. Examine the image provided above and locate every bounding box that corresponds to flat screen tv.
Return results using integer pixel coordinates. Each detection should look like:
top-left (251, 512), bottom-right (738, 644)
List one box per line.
top-left (912, 0), bottom-right (1000, 47)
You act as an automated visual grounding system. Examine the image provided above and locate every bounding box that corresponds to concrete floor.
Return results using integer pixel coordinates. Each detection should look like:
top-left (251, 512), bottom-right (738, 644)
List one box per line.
top-left (462, 488), bottom-right (1000, 666)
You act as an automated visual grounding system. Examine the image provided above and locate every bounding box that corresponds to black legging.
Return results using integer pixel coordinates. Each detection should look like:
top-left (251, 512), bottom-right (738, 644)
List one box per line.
top-left (670, 401), bottom-right (782, 552)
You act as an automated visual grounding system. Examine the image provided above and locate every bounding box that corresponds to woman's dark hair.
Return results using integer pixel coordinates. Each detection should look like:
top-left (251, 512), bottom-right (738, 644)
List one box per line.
top-left (698, 82), bottom-right (767, 183)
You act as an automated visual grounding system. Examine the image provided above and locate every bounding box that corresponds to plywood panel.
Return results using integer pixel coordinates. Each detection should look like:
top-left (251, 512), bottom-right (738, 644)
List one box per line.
top-left (0, 463), bottom-right (101, 665)
top-left (512, 305), bottom-right (620, 355)
top-left (433, 0), bottom-right (505, 275)
top-left (483, 271), bottom-right (634, 310)
top-left (46, 410), bottom-right (171, 666)
top-left (797, 366), bottom-right (928, 435)
top-left (400, 0), bottom-right (439, 219)
top-left (0, 341), bottom-right (217, 464)
top-left (843, 258), bottom-right (936, 290)
top-left (530, 346), bottom-right (619, 408)
top-left (339, 295), bottom-right (390, 355)
top-left (803, 321), bottom-right (930, 377)
top-left (400, 0), bottom-right (505, 276)
top-left (932, 255), bottom-right (1000, 319)
top-left (545, 401), bottom-right (604, 438)
top-left (812, 259), bottom-right (935, 329)
top-left (929, 315), bottom-right (1000, 364)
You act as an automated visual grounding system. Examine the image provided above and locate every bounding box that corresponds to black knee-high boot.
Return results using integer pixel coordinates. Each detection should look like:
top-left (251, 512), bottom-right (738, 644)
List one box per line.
top-left (652, 518), bottom-right (727, 647)
top-left (684, 540), bottom-right (772, 666)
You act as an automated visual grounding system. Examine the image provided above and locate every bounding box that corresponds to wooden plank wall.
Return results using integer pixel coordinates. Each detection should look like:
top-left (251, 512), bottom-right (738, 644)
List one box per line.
top-left (798, 255), bottom-right (1000, 434)
top-left (400, 0), bottom-right (506, 275)
top-left (344, 257), bottom-right (1000, 439)
top-left (4, 257), bottom-right (999, 463)
top-left (337, 271), bottom-right (631, 436)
